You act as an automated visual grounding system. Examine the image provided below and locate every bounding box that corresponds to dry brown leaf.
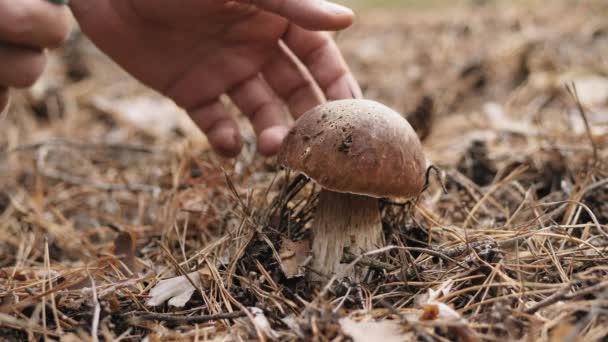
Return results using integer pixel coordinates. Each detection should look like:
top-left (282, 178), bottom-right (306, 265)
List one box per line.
top-left (416, 280), bottom-right (481, 342)
top-left (250, 307), bottom-right (279, 340)
top-left (278, 238), bottom-right (310, 279)
top-left (561, 73), bottom-right (608, 107)
top-left (59, 333), bottom-right (86, 342)
top-left (113, 231), bottom-right (139, 275)
top-left (420, 304), bottom-right (440, 321)
top-left (550, 322), bottom-right (578, 342)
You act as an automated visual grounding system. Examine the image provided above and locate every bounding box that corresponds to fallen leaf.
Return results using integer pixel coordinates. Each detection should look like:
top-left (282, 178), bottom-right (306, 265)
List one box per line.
top-left (146, 271), bottom-right (201, 307)
top-left (568, 109), bottom-right (608, 136)
top-left (339, 318), bottom-right (413, 342)
top-left (406, 95), bottom-right (434, 141)
top-left (418, 279), bottom-right (454, 304)
top-left (561, 74), bottom-right (608, 107)
top-left (420, 304), bottom-right (439, 321)
top-left (250, 307), bottom-right (279, 339)
top-left (113, 231), bottom-right (139, 275)
top-left (417, 280), bottom-right (463, 322)
top-left (550, 322), bottom-right (578, 342)
top-left (278, 238), bottom-right (310, 279)
top-left (420, 303), bottom-right (462, 321)
top-left (281, 314), bottom-right (305, 339)
top-left (483, 102), bottom-right (538, 136)
top-left (416, 280), bottom-right (481, 342)
top-left (58, 333), bottom-right (84, 342)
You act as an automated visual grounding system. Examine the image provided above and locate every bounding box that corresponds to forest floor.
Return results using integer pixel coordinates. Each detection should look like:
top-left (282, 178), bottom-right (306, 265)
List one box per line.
top-left (1, 0), bottom-right (608, 341)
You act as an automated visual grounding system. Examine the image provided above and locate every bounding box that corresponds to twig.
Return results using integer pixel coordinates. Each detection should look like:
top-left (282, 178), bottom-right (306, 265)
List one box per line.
top-left (320, 245), bottom-right (470, 299)
top-left (133, 311), bottom-right (247, 324)
top-left (9, 138), bottom-right (166, 154)
top-left (89, 275), bottom-right (100, 342)
top-left (523, 283), bottom-right (574, 314)
top-left (343, 246), bottom-right (470, 272)
top-left (523, 280), bottom-right (608, 314)
top-left (422, 165), bottom-right (448, 194)
top-left (0, 313), bottom-right (60, 337)
top-left (398, 247), bottom-right (470, 270)
top-left (564, 281), bottom-right (608, 300)
top-left (36, 146), bottom-right (161, 194)
top-left (342, 251), bottom-right (400, 272)
top-left (565, 83), bottom-right (598, 164)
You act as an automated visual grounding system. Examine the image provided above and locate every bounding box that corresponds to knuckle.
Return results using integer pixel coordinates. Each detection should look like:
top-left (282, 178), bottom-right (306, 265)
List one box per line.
top-left (302, 38), bottom-right (330, 66)
top-left (285, 79), bottom-right (312, 100)
top-left (47, 29), bottom-right (68, 48)
top-left (47, 10), bottom-right (71, 48)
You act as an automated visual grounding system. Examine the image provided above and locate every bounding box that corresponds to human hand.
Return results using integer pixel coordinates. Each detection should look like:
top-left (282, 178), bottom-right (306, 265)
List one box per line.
top-left (70, 0), bottom-right (361, 157)
top-left (0, 0), bottom-right (71, 111)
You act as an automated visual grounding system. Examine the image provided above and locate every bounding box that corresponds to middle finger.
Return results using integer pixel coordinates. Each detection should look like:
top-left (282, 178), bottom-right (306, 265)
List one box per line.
top-left (261, 42), bottom-right (323, 119)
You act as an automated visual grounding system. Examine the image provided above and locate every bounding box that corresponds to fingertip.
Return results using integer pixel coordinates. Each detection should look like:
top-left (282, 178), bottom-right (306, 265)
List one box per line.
top-left (256, 0), bottom-right (354, 31)
top-left (206, 121), bottom-right (243, 158)
top-left (321, 1), bottom-right (355, 27)
top-left (49, 7), bottom-right (73, 48)
top-left (189, 100), bottom-right (243, 158)
top-left (258, 125), bottom-right (290, 156)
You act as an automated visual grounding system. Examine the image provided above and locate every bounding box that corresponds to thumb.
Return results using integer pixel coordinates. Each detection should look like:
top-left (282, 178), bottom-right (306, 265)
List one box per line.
top-left (248, 0), bottom-right (355, 31)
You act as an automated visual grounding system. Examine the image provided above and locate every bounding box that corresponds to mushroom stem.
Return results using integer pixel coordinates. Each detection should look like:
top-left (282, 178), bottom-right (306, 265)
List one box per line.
top-left (311, 189), bottom-right (384, 281)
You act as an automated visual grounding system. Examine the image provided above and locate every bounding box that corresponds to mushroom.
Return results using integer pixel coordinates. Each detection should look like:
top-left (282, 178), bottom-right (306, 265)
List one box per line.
top-left (278, 99), bottom-right (426, 280)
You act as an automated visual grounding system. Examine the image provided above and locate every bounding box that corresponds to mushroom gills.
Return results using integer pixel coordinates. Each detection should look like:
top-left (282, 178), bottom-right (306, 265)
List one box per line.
top-left (311, 189), bottom-right (385, 280)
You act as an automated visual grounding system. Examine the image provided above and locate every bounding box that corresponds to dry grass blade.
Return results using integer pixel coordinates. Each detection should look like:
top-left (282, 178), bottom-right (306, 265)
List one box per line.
top-left (565, 83), bottom-right (599, 164)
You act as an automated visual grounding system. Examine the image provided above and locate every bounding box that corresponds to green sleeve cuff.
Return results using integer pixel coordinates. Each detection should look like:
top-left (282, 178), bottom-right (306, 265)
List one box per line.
top-left (47, 0), bottom-right (69, 5)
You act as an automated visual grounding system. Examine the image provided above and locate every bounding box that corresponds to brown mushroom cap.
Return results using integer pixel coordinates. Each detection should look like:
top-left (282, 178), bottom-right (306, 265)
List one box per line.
top-left (278, 99), bottom-right (426, 198)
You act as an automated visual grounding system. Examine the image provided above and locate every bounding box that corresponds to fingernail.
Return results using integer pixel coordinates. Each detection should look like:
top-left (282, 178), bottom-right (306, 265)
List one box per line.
top-left (322, 1), bottom-right (354, 16)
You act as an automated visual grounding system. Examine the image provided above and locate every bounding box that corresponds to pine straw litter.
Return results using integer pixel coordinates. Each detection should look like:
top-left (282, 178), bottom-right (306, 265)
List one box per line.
top-left (1, 1), bottom-right (608, 341)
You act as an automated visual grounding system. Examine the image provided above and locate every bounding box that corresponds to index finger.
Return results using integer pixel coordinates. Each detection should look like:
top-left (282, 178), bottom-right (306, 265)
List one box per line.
top-left (247, 0), bottom-right (354, 31)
